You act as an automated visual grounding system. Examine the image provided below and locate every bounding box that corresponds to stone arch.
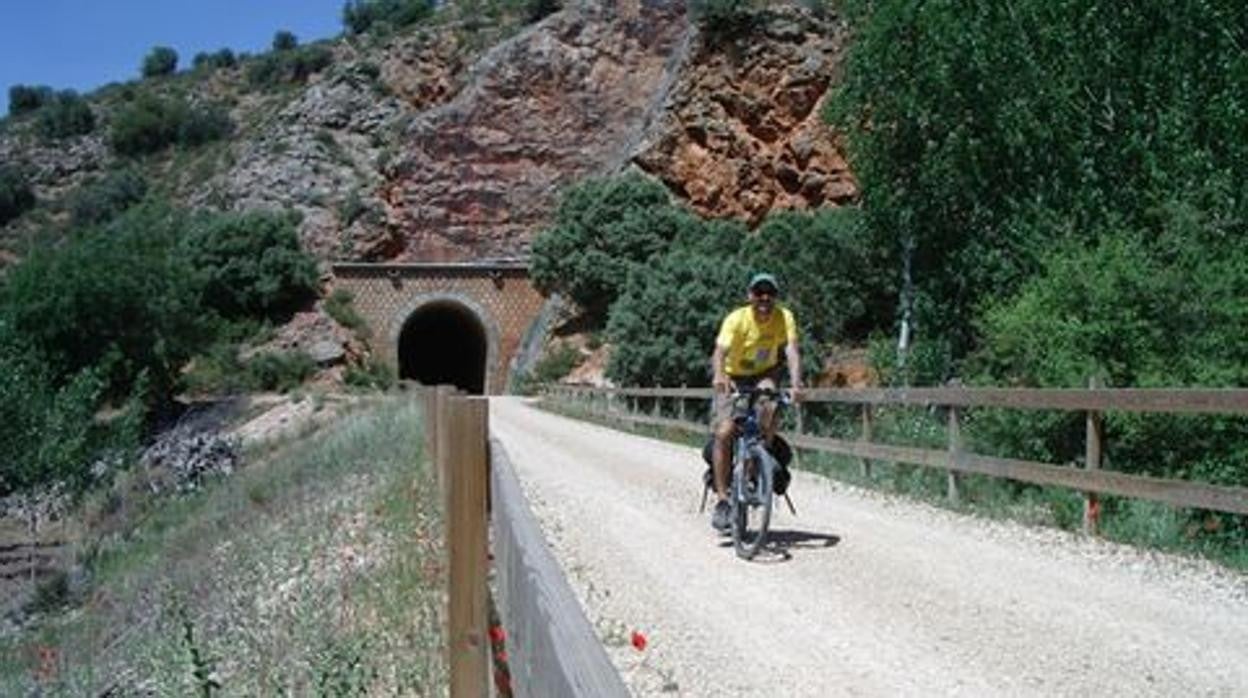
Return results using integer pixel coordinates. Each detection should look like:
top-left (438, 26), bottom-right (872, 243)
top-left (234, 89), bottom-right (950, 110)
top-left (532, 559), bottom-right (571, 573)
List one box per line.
top-left (390, 292), bottom-right (501, 395)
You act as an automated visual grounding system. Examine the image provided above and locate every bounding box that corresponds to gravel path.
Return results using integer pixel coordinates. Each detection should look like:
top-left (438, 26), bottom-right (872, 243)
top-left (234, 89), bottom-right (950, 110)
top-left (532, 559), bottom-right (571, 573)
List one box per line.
top-left (489, 397), bottom-right (1248, 697)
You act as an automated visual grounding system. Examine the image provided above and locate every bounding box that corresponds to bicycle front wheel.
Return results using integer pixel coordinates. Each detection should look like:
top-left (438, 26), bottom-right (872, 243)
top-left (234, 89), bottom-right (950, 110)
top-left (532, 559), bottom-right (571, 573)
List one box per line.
top-left (732, 446), bottom-right (774, 560)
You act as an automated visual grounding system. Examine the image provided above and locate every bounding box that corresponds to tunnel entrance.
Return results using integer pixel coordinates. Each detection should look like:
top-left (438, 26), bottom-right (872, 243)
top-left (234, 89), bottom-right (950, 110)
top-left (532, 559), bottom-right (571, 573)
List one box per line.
top-left (398, 300), bottom-right (488, 395)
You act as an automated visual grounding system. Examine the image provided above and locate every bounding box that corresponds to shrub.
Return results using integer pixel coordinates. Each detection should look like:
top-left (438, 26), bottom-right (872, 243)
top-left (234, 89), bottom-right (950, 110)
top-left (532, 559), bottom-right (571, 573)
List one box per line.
top-left (0, 165), bottom-right (35, 225)
top-left (273, 30), bottom-right (298, 51)
top-left (342, 0), bottom-right (434, 34)
top-left (246, 45), bottom-right (334, 87)
top-left (109, 93), bottom-right (232, 156)
top-left (36, 90), bottom-right (95, 140)
top-left (141, 46), bottom-right (179, 77)
top-left (8, 84), bottom-right (53, 116)
top-left (688, 0), bottom-right (759, 42)
top-left (247, 351), bottom-right (316, 393)
top-left (324, 288), bottom-right (368, 335)
top-left (181, 209), bottom-right (319, 321)
top-left (344, 361), bottom-right (395, 391)
top-left (68, 168), bottom-right (148, 226)
top-left (530, 173), bottom-right (696, 321)
top-left (0, 202), bottom-right (210, 403)
top-left (193, 49), bottom-right (237, 72)
top-left (525, 0), bottom-right (561, 22)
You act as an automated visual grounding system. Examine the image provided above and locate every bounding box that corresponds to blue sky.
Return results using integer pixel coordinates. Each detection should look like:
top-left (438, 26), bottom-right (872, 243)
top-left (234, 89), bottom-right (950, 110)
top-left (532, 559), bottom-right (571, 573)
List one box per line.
top-left (0, 0), bottom-right (347, 114)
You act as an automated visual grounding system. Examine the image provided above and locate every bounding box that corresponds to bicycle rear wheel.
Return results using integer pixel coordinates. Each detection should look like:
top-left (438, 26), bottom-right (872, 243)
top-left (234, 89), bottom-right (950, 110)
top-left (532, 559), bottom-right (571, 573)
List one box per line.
top-left (731, 447), bottom-right (774, 560)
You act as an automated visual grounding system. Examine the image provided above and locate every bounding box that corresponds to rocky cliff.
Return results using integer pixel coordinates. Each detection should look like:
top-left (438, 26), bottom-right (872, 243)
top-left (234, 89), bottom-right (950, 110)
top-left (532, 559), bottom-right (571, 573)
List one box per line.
top-left (0, 1), bottom-right (855, 267)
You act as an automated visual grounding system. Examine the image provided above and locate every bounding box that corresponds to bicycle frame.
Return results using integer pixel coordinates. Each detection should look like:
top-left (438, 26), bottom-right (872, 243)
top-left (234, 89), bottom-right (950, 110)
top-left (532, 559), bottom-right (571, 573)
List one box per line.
top-left (728, 388), bottom-right (786, 559)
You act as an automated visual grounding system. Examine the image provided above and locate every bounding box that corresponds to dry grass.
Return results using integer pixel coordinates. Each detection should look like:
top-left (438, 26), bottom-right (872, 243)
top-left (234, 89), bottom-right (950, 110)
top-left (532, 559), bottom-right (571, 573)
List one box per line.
top-left (0, 396), bottom-right (447, 695)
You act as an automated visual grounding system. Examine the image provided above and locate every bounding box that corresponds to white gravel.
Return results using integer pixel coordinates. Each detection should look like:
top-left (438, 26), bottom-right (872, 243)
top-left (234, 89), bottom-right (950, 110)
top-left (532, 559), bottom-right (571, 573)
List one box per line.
top-left (489, 397), bottom-right (1248, 697)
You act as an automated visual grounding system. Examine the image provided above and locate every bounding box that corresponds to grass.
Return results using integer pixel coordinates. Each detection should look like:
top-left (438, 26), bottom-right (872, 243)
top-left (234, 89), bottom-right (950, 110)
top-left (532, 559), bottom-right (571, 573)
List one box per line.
top-left (0, 397), bottom-right (446, 695)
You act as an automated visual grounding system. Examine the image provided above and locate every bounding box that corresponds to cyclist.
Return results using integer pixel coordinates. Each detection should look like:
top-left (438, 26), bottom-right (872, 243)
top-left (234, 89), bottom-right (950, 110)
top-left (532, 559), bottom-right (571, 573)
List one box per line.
top-left (709, 272), bottom-right (802, 532)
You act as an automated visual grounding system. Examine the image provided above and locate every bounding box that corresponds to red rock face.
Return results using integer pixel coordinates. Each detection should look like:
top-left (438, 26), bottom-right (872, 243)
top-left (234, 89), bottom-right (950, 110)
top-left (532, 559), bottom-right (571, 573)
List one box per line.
top-left (382, 1), bottom-right (689, 261)
top-left (381, 2), bottom-right (857, 261)
top-left (633, 7), bottom-right (858, 225)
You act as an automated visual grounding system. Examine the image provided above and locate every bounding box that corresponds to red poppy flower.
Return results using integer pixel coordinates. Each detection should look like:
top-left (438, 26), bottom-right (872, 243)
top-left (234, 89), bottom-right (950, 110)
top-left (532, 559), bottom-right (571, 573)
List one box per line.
top-left (489, 625), bottom-right (506, 644)
top-left (631, 630), bottom-right (647, 652)
top-left (496, 650), bottom-right (509, 663)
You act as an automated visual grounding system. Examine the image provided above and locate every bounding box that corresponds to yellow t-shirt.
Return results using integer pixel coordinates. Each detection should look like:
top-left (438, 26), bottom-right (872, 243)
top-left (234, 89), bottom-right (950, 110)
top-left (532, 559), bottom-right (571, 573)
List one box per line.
top-left (716, 305), bottom-right (798, 377)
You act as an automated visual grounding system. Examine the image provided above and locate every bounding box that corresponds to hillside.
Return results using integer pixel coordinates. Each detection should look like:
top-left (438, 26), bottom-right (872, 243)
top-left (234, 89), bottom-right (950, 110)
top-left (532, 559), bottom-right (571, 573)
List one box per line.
top-left (0, 0), bottom-right (855, 267)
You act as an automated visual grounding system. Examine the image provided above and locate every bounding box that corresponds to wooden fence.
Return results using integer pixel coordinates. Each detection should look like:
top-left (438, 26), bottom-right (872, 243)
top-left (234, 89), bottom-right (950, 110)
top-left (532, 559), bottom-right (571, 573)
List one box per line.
top-left (541, 384), bottom-right (1248, 532)
top-left (419, 386), bottom-right (627, 698)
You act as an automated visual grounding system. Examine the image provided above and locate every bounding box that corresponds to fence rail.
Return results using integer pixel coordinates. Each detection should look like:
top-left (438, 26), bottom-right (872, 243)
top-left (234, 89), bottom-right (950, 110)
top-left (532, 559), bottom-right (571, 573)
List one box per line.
top-left (541, 384), bottom-right (1248, 521)
top-left (420, 386), bottom-right (627, 698)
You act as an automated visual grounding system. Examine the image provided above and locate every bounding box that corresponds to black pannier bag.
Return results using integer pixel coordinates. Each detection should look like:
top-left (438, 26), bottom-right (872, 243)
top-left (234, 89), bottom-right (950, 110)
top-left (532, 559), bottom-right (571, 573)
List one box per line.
top-left (701, 434), bottom-right (793, 495)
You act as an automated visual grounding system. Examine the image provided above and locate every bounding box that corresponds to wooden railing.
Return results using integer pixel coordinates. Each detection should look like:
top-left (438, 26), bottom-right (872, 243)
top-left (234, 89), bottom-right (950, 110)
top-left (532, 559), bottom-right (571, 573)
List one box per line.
top-left (541, 384), bottom-right (1248, 531)
top-left (419, 386), bottom-right (627, 698)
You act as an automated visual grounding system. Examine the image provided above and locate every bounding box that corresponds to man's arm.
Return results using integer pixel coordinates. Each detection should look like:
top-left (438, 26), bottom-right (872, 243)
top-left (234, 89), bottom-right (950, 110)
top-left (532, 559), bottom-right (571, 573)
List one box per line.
top-left (785, 341), bottom-right (803, 399)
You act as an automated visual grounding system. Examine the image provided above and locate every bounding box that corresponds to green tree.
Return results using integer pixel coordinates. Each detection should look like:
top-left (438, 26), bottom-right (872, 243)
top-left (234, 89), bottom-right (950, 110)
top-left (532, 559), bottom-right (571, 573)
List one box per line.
top-left (1, 202), bottom-right (209, 404)
top-left (606, 238), bottom-right (748, 387)
top-left (0, 165), bottom-right (35, 225)
top-left (109, 93), bottom-right (232, 156)
top-left (273, 30), bottom-right (299, 51)
top-left (181, 209), bottom-right (319, 322)
top-left (36, 90), bottom-right (95, 140)
top-left (7, 84), bottom-right (53, 116)
top-left (530, 173), bottom-right (693, 321)
top-left (68, 167), bottom-right (148, 226)
top-left (141, 46), bottom-right (179, 77)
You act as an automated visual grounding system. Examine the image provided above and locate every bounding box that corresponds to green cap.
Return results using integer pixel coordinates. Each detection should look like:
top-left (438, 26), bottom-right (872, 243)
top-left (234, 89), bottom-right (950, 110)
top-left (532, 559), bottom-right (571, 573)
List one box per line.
top-left (748, 272), bottom-right (780, 294)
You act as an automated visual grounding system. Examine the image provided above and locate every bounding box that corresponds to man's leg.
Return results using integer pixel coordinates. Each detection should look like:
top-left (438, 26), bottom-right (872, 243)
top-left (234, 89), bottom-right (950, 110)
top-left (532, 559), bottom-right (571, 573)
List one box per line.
top-left (710, 391), bottom-right (735, 531)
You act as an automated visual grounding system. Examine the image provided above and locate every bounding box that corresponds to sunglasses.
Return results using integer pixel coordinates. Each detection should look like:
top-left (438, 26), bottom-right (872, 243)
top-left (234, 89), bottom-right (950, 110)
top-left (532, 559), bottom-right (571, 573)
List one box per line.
top-left (750, 287), bottom-right (777, 298)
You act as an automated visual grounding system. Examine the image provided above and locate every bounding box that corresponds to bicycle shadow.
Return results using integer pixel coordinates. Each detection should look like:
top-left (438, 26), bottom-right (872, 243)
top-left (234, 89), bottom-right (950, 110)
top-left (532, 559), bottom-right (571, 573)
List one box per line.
top-left (717, 528), bottom-right (841, 563)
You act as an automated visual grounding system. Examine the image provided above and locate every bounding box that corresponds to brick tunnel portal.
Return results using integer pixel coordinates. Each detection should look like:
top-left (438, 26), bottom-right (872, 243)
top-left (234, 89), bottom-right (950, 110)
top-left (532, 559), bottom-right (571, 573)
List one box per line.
top-left (398, 300), bottom-right (488, 395)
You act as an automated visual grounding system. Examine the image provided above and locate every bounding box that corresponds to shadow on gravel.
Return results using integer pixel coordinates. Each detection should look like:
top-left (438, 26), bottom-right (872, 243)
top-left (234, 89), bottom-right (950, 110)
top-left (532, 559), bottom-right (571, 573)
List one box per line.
top-left (717, 528), bottom-right (841, 563)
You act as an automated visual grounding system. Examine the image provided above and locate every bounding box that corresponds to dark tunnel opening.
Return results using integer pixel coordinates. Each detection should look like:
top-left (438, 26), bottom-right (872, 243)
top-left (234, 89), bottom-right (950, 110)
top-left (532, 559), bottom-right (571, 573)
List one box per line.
top-left (398, 301), bottom-right (488, 395)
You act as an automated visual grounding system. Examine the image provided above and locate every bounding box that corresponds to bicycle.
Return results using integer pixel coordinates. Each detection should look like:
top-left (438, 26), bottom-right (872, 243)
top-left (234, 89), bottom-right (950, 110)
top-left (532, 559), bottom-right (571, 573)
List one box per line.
top-left (701, 387), bottom-right (793, 560)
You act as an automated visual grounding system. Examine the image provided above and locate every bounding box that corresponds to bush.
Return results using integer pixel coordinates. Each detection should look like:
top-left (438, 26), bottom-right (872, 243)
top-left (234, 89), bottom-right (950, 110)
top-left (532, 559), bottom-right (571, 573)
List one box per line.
top-left (0, 165), bottom-right (35, 225)
top-left (246, 45), bottom-right (334, 87)
top-left (181, 209), bottom-right (319, 321)
top-left (607, 238), bottom-right (749, 387)
top-left (0, 202), bottom-right (210, 403)
top-left (273, 30), bottom-right (298, 51)
top-left (344, 361), bottom-right (395, 391)
top-left (8, 84), bottom-right (53, 116)
top-left (324, 288), bottom-right (368, 335)
top-left (36, 90), bottom-right (95, 140)
top-left (68, 168), bottom-right (148, 226)
top-left (688, 0), bottom-right (759, 42)
top-left (109, 93), bottom-right (232, 156)
top-left (530, 173), bottom-right (696, 321)
top-left (141, 46), bottom-right (179, 77)
top-left (247, 351), bottom-right (316, 393)
top-left (524, 0), bottom-right (561, 22)
top-left (193, 49), bottom-right (237, 71)
top-left (342, 0), bottom-right (434, 34)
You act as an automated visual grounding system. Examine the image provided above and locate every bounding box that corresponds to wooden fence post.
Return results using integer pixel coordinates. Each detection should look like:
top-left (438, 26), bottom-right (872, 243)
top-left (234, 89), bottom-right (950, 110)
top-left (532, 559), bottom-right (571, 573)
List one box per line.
top-left (946, 380), bottom-right (963, 503)
top-left (860, 404), bottom-right (873, 479)
top-left (679, 385), bottom-right (686, 423)
top-left (1084, 376), bottom-right (1104, 535)
top-left (445, 395), bottom-right (490, 698)
top-left (434, 385), bottom-right (454, 499)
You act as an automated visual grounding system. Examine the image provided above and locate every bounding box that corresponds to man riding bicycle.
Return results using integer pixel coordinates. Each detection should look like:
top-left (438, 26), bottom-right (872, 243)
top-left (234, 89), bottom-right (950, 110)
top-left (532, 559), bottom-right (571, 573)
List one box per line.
top-left (709, 272), bottom-right (802, 532)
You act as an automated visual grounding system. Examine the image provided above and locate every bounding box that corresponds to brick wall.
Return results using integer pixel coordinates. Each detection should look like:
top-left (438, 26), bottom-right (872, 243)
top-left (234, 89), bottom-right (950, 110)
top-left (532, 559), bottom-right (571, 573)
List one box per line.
top-left (331, 263), bottom-right (546, 394)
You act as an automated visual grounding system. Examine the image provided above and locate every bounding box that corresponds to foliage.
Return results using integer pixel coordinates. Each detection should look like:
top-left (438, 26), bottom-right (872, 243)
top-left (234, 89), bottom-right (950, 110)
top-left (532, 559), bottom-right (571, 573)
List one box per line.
top-left (181, 209), bottom-right (319, 322)
top-left (607, 236), bottom-right (749, 387)
top-left (35, 91), bottom-right (95, 140)
top-left (530, 173), bottom-right (696, 321)
top-left (513, 343), bottom-right (584, 394)
top-left (246, 351), bottom-right (317, 393)
top-left (67, 167), bottom-right (148, 226)
top-left (324, 288), bottom-right (369, 335)
top-left (109, 93), bottom-right (233, 156)
top-left (0, 330), bottom-right (105, 497)
top-left (688, 0), bottom-right (759, 42)
top-left (827, 0), bottom-right (1248, 358)
top-left (192, 49), bottom-right (237, 71)
top-left (7, 84), bottom-right (53, 116)
top-left (342, 0), bottom-right (435, 34)
top-left (524, 0), bottom-right (561, 22)
top-left (344, 360), bottom-right (396, 391)
top-left (246, 45), bottom-right (334, 87)
top-left (273, 30), bottom-right (299, 52)
top-left (141, 46), bottom-right (179, 78)
top-left (0, 165), bottom-right (35, 225)
top-left (0, 203), bottom-right (209, 403)
top-left (743, 208), bottom-right (891, 348)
